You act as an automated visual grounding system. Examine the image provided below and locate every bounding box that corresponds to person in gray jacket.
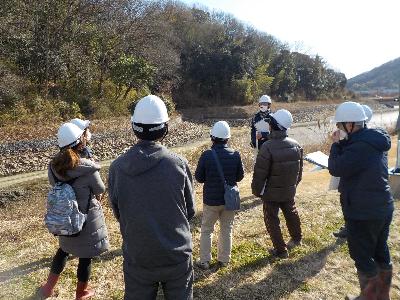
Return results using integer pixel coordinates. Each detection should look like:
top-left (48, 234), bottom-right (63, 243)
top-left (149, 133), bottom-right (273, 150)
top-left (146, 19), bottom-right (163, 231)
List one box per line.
top-left (252, 109), bottom-right (303, 259)
top-left (108, 95), bottom-right (195, 300)
top-left (39, 123), bottom-right (109, 300)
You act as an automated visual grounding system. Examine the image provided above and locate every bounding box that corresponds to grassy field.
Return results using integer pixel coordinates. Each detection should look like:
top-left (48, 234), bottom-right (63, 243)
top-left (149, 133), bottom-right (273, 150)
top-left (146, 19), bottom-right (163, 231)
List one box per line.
top-left (0, 133), bottom-right (399, 299)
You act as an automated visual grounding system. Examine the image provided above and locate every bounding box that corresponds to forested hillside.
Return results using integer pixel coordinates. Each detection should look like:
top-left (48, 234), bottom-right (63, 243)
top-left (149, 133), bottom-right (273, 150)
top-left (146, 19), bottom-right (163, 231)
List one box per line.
top-left (347, 57), bottom-right (400, 93)
top-left (0, 0), bottom-right (347, 124)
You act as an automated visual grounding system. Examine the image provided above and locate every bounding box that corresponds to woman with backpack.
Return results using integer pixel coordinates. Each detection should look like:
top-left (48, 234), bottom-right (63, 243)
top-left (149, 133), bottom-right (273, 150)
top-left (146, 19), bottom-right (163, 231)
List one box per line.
top-left (195, 121), bottom-right (244, 269)
top-left (39, 122), bottom-right (109, 300)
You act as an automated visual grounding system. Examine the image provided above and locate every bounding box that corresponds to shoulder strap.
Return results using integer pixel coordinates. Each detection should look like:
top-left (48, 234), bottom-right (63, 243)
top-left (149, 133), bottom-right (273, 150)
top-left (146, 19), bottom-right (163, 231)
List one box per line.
top-left (50, 166), bottom-right (77, 185)
top-left (49, 166), bottom-right (60, 183)
top-left (50, 166), bottom-right (90, 213)
top-left (211, 149), bottom-right (226, 186)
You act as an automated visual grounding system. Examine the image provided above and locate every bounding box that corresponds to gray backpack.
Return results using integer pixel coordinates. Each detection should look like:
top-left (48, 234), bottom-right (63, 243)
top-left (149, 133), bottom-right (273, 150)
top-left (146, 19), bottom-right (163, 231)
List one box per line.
top-left (45, 172), bottom-right (88, 236)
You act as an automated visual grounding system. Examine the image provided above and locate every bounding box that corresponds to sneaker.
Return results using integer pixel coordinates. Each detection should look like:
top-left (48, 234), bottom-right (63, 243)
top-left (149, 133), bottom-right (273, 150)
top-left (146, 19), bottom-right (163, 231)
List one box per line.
top-left (268, 248), bottom-right (289, 259)
top-left (196, 260), bottom-right (210, 270)
top-left (333, 226), bottom-right (347, 238)
top-left (286, 239), bottom-right (302, 250)
top-left (217, 261), bottom-right (228, 268)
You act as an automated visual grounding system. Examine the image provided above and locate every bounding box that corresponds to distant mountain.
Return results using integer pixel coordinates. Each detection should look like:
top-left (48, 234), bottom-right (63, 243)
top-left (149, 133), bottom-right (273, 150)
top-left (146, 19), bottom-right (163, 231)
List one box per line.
top-left (347, 57), bottom-right (400, 94)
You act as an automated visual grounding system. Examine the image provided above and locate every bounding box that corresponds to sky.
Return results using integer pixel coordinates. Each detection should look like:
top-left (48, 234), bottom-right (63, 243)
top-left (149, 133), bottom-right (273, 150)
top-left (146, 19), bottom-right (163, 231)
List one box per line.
top-left (181, 0), bottom-right (400, 79)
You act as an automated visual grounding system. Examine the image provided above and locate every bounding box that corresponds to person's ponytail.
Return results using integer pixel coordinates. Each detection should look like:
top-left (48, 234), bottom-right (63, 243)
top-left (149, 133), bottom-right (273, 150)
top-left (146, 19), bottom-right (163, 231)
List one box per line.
top-left (51, 148), bottom-right (80, 177)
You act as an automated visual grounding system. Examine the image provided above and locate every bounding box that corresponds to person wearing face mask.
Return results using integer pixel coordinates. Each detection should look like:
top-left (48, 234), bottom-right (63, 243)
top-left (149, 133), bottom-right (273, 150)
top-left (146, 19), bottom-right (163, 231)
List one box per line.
top-left (250, 95), bottom-right (272, 150)
top-left (70, 118), bottom-right (94, 160)
top-left (328, 101), bottom-right (393, 300)
top-left (333, 104), bottom-right (374, 239)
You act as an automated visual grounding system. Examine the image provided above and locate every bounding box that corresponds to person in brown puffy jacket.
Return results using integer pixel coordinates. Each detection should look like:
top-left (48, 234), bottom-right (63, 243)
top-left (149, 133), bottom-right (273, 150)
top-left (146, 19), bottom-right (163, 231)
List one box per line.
top-left (251, 109), bottom-right (303, 258)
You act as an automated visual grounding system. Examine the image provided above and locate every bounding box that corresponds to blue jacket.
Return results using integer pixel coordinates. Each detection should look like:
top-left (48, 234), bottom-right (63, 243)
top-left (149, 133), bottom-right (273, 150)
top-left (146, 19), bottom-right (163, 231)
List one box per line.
top-left (251, 111), bottom-right (271, 149)
top-left (328, 128), bottom-right (394, 220)
top-left (195, 143), bottom-right (244, 206)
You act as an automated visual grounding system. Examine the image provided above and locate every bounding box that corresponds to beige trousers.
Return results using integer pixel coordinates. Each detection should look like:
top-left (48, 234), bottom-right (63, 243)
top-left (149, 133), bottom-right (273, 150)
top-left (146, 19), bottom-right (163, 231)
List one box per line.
top-left (199, 204), bottom-right (235, 263)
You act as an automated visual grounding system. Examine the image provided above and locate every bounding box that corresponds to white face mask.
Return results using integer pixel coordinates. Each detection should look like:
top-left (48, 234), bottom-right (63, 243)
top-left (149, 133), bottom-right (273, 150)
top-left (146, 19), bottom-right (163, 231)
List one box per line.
top-left (86, 129), bottom-right (92, 141)
top-left (339, 129), bottom-right (348, 140)
top-left (260, 106), bottom-right (269, 112)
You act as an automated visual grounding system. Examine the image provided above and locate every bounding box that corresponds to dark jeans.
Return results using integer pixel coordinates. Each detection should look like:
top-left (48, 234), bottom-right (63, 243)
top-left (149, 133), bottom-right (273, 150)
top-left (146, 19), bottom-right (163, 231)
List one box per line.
top-left (123, 257), bottom-right (193, 300)
top-left (346, 213), bottom-right (393, 277)
top-left (263, 200), bottom-right (302, 252)
top-left (50, 248), bottom-right (92, 282)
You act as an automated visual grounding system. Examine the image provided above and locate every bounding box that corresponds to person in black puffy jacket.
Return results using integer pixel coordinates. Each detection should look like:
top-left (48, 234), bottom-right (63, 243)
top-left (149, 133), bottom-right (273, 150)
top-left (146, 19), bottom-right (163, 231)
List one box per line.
top-left (252, 109), bottom-right (303, 259)
top-left (195, 121), bottom-right (244, 270)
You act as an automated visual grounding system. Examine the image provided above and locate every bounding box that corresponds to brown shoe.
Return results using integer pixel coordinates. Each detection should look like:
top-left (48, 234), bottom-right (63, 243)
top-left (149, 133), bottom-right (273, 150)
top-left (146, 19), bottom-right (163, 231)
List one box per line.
top-left (286, 239), bottom-right (302, 250)
top-left (333, 226), bottom-right (348, 238)
top-left (268, 248), bottom-right (289, 259)
top-left (217, 261), bottom-right (229, 268)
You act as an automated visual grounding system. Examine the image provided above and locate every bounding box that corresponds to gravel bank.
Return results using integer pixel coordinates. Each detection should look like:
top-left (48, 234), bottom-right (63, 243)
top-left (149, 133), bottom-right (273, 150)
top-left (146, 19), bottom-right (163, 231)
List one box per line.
top-left (0, 102), bottom-right (392, 177)
top-left (0, 119), bottom-right (209, 176)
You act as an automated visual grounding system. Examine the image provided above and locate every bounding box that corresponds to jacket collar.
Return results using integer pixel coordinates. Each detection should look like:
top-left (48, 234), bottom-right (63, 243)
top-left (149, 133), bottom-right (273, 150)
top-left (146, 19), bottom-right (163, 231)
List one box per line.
top-left (212, 143), bottom-right (228, 149)
top-left (136, 140), bottom-right (160, 147)
top-left (258, 110), bottom-right (271, 118)
top-left (270, 130), bottom-right (288, 139)
top-left (348, 127), bottom-right (366, 139)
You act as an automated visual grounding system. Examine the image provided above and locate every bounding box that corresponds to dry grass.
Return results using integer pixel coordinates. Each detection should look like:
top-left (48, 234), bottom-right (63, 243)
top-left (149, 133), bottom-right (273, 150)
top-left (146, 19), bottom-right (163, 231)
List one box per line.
top-left (0, 135), bottom-right (399, 299)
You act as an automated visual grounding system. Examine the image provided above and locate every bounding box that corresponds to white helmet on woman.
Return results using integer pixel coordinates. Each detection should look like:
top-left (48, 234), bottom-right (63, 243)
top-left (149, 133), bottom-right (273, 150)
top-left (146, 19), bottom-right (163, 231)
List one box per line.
top-left (333, 102), bottom-right (367, 123)
top-left (362, 104), bottom-right (373, 123)
top-left (57, 123), bottom-right (84, 148)
top-left (70, 118), bottom-right (90, 130)
top-left (210, 121), bottom-right (231, 139)
top-left (259, 94), bottom-right (272, 104)
top-left (271, 109), bottom-right (293, 129)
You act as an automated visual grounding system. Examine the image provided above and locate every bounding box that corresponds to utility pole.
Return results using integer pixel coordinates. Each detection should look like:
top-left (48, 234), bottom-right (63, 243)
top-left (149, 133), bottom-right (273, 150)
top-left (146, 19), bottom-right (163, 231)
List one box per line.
top-left (396, 81), bottom-right (400, 170)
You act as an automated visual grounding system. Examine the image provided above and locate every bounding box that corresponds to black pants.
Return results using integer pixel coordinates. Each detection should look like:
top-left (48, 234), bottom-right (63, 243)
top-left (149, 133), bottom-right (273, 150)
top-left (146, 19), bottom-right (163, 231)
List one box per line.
top-left (346, 213), bottom-right (393, 277)
top-left (50, 248), bottom-right (92, 282)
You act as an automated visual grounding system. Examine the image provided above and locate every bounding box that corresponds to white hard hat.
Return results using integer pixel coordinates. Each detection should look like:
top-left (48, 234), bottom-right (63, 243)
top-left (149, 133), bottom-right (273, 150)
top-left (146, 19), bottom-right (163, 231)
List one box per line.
top-left (362, 104), bottom-right (373, 123)
top-left (70, 118), bottom-right (90, 130)
top-left (271, 109), bottom-right (293, 129)
top-left (333, 101), bottom-right (367, 123)
top-left (131, 95), bottom-right (169, 124)
top-left (57, 123), bottom-right (84, 148)
top-left (259, 95), bottom-right (272, 104)
top-left (210, 121), bottom-right (231, 139)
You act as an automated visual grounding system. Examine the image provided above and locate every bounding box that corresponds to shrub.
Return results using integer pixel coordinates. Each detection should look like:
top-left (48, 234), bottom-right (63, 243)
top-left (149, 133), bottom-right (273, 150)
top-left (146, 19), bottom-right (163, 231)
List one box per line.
top-left (161, 93), bottom-right (176, 114)
top-left (0, 97), bottom-right (82, 126)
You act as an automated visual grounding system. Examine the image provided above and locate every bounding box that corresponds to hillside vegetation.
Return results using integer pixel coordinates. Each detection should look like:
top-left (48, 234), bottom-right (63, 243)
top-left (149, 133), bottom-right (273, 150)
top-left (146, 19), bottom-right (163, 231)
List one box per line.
top-left (347, 57), bottom-right (400, 93)
top-left (0, 0), bottom-right (348, 125)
